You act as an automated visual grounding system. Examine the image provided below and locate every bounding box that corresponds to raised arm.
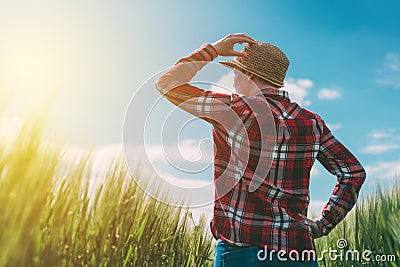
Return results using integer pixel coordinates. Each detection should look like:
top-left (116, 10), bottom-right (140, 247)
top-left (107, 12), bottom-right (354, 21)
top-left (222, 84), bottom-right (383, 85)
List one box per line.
top-left (155, 34), bottom-right (255, 124)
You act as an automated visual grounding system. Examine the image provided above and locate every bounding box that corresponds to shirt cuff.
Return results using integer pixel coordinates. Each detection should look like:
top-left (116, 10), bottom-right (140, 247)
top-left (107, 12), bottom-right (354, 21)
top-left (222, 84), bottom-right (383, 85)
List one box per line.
top-left (206, 43), bottom-right (218, 59)
top-left (315, 216), bottom-right (332, 236)
top-left (200, 43), bottom-right (218, 61)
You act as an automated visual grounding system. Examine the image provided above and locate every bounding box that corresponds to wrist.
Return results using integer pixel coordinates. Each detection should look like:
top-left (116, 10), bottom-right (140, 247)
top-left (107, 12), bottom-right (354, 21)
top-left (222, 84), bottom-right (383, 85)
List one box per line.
top-left (208, 43), bottom-right (219, 57)
top-left (203, 43), bottom-right (219, 61)
top-left (315, 218), bottom-right (328, 236)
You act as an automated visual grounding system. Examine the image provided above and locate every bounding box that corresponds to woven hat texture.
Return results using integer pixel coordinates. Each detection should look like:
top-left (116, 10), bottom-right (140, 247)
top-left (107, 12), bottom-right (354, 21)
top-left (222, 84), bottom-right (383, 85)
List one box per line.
top-left (220, 41), bottom-right (289, 87)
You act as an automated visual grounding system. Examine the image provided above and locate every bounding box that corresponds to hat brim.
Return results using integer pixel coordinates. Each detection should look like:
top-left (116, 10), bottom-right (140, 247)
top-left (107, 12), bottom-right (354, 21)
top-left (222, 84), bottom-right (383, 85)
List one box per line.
top-left (219, 60), bottom-right (284, 87)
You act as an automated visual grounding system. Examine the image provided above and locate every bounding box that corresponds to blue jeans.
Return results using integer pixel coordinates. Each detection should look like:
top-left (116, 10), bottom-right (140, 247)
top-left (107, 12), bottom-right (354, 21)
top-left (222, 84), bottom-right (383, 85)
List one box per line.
top-left (213, 240), bottom-right (318, 267)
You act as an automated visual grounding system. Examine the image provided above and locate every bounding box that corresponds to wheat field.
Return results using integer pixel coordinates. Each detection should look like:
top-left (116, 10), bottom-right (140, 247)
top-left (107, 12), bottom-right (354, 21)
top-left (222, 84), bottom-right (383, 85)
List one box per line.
top-left (0, 120), bottom-right (214, 267)
top-left (0, 118), bottom-right (399, 266)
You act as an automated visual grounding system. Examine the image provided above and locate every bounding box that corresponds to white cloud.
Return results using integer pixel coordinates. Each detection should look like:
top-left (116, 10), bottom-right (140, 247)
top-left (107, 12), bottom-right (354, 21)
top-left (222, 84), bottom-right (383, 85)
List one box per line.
top-left (317, 88), bottom-right (341, 100)
top-left (326, 124), bottom-right (342, 131)
top-left (365, 159), bottom-right (400, 179)
top-left (359, 129), bottom-right (400, 157)
top-left (297, 79), bottom-right (314, 88)
top-left (60, 145), bottom-right (89, 166)
top-left (310, 164), bottom-right (321, 177)
top-left (283, 78), bottom-right (313, 106)
top-left (179, 139), bottom-right (213, 162)
top-left (157, 172), bottom-right (210, 188)
top-left (368, 129), bottom-right (395, 139)
top-left (359, 144), bottom-right (400, 154)
top-left (385, 53), bottom-right (400, 71)
top-left (92, 143), bottom-right (124, 170)
top-left (61, 143), bottom-right (124, 175)
top-left (145, 138), bottom-right (214, 164)
top-left (376, 53), bottom-right (400, 89)
top-left (57, 144), bottom-right (125, 198)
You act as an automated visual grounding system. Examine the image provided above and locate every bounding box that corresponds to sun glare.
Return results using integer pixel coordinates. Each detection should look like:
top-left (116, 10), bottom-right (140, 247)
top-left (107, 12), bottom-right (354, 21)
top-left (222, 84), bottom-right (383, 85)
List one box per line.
top-left (5, 40), bottom-right (60, 94)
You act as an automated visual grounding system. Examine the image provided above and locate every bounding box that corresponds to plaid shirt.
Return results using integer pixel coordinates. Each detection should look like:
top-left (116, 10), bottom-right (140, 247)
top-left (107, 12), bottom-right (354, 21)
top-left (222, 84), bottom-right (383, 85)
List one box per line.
top-left (156, 44), bottom-right (366, 256)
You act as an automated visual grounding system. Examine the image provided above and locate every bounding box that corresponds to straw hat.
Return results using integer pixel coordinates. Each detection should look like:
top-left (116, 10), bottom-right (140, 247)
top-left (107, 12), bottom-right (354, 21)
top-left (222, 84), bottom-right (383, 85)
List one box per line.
top-left (220, 41), bottom-right (289, 87)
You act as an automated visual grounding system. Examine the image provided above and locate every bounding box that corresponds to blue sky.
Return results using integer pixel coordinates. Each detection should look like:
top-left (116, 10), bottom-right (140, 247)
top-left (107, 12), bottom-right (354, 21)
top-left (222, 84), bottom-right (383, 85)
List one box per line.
top-left (1, 0), bottom-right (400, 212)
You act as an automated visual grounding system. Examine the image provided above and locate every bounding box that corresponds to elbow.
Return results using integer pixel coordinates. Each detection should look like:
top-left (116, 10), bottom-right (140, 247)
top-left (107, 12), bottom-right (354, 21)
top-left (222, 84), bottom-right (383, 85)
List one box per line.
top-left (155, 79), bottom-right (165, 94)
top-left (353, 164), bottom-right (366, 190)
top-left (357, 161), bottom-right (367, 181)
top-left (155, 74), bottom-right (166, 93)
top-left (360, 167), bottom-right (366, 180)
top-left (155, 75), bottom-right (181, 95)
top-left (359, 167), bottom-right (367, 186)
top-left (350, 158), bottom-right (367, 182)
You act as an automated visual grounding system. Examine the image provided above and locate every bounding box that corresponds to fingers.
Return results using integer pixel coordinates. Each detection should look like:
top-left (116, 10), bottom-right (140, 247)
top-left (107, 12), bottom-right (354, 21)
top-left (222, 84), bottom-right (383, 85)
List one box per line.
top-left (212, 33), bottom-right (256, 57)
top-left (232, 36), bottom-right (256, 45)
top-left (228, 34), bottom-right (255, 57)
top-left (230, 33), bottom-right (255, 41)
top-left (228, 33), bottom-right (256, 44)
top-left (229, 50), bottom-right (246, 57)
top-left (298, 214), bottom-right (323, 238)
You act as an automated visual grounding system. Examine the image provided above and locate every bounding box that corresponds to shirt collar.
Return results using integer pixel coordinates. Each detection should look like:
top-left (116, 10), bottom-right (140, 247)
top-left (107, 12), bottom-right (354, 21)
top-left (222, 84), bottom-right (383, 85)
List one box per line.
top-left (260, 88), bottom-right (290, 100)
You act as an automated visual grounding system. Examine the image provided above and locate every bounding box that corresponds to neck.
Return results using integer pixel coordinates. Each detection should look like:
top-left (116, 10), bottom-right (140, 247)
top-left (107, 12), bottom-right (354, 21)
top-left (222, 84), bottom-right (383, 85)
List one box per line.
top-left (236, 79), bottom-right (280, 96)
top-left (256, 82), bottom-right (279, 91)
top-left (247, 84), bottom-right (279, 96)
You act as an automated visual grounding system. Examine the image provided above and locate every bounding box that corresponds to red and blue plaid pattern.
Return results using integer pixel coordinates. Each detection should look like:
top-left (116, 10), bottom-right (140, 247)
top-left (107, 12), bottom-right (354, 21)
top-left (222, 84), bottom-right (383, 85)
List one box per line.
top-left (156, 44), bottom-right (366, 256)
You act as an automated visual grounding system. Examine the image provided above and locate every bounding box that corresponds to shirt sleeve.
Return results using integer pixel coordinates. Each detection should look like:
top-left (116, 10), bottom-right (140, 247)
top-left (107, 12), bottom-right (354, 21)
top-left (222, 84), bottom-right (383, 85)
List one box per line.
top-left (315, 122), bottom-right (366, 236)
top-left (155, 43), bottom-right (233, 125)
